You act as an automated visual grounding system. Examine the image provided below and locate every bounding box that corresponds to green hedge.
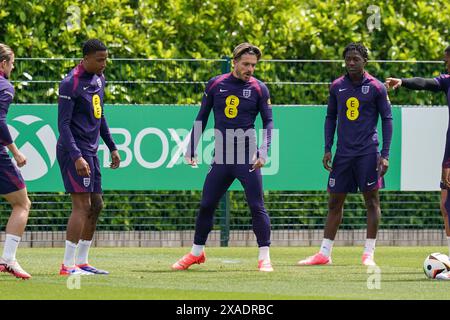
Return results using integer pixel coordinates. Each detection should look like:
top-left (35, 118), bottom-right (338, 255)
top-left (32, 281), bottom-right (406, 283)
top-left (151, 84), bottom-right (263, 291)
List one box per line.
top-left (1, 0), bottom-right (449, 104)
top-left (2, 0), bottom-right (449, 60)
top-left (0, 191), bottom-right (442, 230)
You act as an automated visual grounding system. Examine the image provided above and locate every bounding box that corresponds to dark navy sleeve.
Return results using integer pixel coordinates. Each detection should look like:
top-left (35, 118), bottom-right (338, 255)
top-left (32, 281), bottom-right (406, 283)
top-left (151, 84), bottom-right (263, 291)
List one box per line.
top-left (443, 129), bottom-right (450, 168)
top-left (58, 79), bottom-right (82, 161)
top-left (99, 77), bottom-right (117, 152)
top-left (434, 74), bottom-right (450, 93)
top-left (375, 84), bottom-right (393, 159)
top-left (257, 83), bottom-right (273, 160)
top-left (100, 113), bottom-right (117, 152)
top-left (437, 75), bottom-right (450, 167)
top-left (0, 85), bottom-right (14, 146)
top-left (401, 77), bottom-right (442, 92)
top-left (186, 78), bottom-right (215, 158)
top-left (324, 84), bottom-right (337, 153)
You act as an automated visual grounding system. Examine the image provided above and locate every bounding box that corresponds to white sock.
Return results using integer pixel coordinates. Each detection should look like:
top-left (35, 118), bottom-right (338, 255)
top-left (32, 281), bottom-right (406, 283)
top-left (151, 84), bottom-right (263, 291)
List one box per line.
top-left (191, 244), bottom-right (205, 257)
top-left (319, 238), bottom-right (334, 258)
top-left (63, 240), bottom-right (78, 267)
top-left (447, 237), bottom-right (450, 257)
top-left (2, 234), bottom-right (21, 261)
top-left (258, 246), bottom-right (270, 261)
top-left (364, 238), bottom-right (377, 256)
top-left (76, 239), bottom-right (92, 265)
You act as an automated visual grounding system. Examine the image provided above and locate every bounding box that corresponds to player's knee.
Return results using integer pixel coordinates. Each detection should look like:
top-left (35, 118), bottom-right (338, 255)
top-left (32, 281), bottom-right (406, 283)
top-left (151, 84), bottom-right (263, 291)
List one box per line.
top-left (365, 197), bottom-right (380, 211)
top-left (441, 205), bottom-right (448, 217)
top-left (90, 199), bottom-right (104, 215)
top-left (73, 200), bottom-right (92, 215)
top-left (24, 197), bottom-right (31, 212)
top-left (441, 204), bottom-right (450, 219)
top-left (249, 203), bottom-right (267, 216)
top-left (12, 196), bottom-right (31, 213)
top-left (441, 196), bottom-right (449, 213)
top-left (199, 202), bottom-right (217, 213)
top-left (328, 198), bottom-right (343, 213)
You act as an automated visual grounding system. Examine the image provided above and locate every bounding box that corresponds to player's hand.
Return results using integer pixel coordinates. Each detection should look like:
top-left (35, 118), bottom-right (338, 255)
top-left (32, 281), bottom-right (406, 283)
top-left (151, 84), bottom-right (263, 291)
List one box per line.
top-left (378, 156), bottom-right (389, 177)
top-left (385, 78), bottom-right (402, 90)
top-left (184, 155), bottom-right (198, 167)
top-left (13, 151), bottom-right (27, 167)
top-left (323, 152), bottom-right (332, 172)
top-left (75, 157), bottom-right (91, 177)
top-left (442, 168), bottom-right (450, 189)
top-left (251, 157), bottom-right (266, 171)
top-left (110, 150), bottom-right (121, 169)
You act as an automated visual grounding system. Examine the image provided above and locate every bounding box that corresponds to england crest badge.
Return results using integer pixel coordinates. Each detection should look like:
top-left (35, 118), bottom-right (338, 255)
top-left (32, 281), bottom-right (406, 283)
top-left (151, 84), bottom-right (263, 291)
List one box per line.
top-left (329, 178), bottom-right (335, 188)
top-left (83, 178), bottom-right (91, 187)
top-left (362, 86), bottom-right (370, 94)
top-left (243, 89), bottom-right (251, 98)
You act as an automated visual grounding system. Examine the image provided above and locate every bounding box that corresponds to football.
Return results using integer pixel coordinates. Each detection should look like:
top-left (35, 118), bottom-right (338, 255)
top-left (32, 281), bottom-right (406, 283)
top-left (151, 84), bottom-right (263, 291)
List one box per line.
top-left (423, 253), bottom-right (450, 279)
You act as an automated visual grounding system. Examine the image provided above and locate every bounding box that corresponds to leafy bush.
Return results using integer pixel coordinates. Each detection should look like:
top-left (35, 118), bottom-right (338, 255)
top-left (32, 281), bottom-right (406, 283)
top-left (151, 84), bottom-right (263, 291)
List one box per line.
top-left (0, 0), bottom-right (449, 104)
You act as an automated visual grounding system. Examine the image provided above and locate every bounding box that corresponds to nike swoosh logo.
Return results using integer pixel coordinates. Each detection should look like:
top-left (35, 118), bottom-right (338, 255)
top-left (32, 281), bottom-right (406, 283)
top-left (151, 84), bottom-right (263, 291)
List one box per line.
top-left (83, 86), bottom-right (90, 90)
top-left (367, 181), bottom-right (377, 186)
top-left (219, 89), bottom-right (228, 92)
top-left (249, 168), bottom-right (256, 172)
top-left (339, 88), bottom-right (347, 92)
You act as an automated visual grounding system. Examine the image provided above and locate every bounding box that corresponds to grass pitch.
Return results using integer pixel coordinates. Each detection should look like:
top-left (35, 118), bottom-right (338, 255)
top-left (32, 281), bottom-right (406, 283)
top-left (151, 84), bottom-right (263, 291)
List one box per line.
top-left (1, 246), bottom-right (449, 300)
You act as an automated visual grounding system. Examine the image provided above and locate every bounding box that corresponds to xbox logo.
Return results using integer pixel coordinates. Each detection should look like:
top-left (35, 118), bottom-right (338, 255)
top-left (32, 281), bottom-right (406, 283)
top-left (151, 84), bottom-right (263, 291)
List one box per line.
top-left (8, 115), bottom-right (57, 181)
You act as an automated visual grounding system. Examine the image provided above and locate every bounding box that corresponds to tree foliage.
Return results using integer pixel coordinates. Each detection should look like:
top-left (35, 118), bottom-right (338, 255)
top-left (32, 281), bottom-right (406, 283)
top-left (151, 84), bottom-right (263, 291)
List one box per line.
top-left (0, 0), bottom-right (449, 104)
top-left (1, 0), bottom-right (448, 59)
